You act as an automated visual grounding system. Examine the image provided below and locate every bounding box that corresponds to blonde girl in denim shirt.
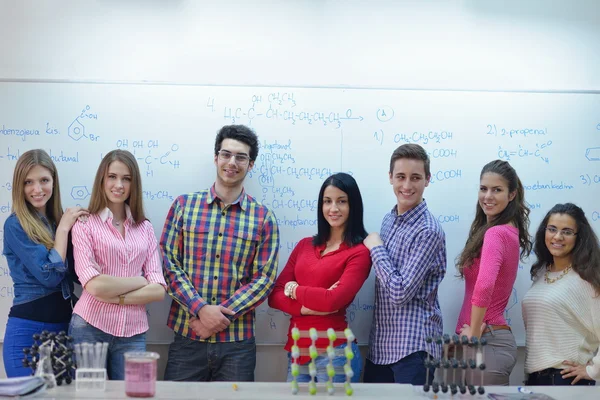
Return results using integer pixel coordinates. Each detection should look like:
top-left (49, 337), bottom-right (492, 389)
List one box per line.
top-left (2, 149), bottom-right (87, 377)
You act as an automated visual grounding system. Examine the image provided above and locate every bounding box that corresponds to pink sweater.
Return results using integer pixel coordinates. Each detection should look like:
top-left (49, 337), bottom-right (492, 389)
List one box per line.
top-left (456, 225), bottom-right (519, 332)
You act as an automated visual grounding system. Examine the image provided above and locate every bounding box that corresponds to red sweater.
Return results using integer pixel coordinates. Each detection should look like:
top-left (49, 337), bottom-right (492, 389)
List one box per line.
top-left (268, 237), bottom-right (372, 364)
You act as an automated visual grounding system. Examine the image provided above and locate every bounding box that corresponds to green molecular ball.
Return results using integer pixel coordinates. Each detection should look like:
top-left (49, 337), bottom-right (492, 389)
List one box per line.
top-left (291, 328), bottom-right (300, 341)
top-left (291, 364), bottom-right (299, 377)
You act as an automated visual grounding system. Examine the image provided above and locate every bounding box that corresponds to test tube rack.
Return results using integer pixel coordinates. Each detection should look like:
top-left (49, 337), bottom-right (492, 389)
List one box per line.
top-left (73, 342), bottom-right (109, 391)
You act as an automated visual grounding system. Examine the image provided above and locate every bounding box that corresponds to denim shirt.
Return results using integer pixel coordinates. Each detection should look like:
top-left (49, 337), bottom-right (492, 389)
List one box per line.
top-left (3, 213), bottom-right (73, 306)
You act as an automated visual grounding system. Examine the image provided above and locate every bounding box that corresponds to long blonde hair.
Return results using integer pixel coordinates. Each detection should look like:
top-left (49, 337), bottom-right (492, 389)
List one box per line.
top-left (12, 149), bottom-right (64, 249)
top-left (88, 150), bottom-right (147, 223)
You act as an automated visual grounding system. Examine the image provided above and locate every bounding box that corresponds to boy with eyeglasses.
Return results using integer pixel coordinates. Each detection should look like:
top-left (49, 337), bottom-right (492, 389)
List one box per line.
top-left (161, 124), bottom-right (280, 382)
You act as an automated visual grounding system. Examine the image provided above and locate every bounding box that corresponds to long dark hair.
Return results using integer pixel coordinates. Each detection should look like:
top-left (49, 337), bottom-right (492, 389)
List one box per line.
top-left (456, 160), bottom-right (532, 275)
top-left (313, 173), bottom-right (367, 247)
top-left (530, 203), bottom-right (600, 295)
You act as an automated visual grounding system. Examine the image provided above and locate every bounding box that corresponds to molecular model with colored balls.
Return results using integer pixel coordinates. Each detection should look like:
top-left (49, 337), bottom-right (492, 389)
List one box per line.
top-left (289, 327), bottom-right (356, 396)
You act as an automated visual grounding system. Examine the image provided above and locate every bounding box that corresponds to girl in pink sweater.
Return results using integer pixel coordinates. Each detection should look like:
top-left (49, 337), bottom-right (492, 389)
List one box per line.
top-left (455, 160), bottom-right (532, 386)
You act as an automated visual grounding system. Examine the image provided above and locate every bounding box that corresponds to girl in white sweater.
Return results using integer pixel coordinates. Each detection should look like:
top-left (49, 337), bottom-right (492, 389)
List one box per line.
top-left (522, 203), bottom-right (600, 386)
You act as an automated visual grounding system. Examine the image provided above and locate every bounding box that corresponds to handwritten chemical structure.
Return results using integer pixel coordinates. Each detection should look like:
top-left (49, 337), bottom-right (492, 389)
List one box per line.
top-left (497, 141), bottom-right (553, 164)
top-left (209, 93), bottom-right (363, 129)
top-left (428, 169), bottom-right (462, 184)
top-left (373, 129), bottom-right (454, 146)
top-left (68, 105), bottom-right (100, 142)
top-left (224, 106), bottom-right (363, 129)
top-left (115, 139), bottom-right (181, 178)
top-left (71, 186), bottom-right (91, 201)
top-left (142, 190), bottom-right (174, 202)
top-left (585, 147), bottom-right (600, 161)
top-left (486, 124), bottom-right (547, 138)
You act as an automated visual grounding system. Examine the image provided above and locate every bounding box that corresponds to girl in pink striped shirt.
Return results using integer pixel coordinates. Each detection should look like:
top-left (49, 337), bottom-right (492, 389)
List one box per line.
top-left (69, 150), bottom-right (166, 380)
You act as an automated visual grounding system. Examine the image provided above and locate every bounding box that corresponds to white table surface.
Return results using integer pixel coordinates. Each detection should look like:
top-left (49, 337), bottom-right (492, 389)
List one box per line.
top-left (32, 381), bottom-right (599, 400)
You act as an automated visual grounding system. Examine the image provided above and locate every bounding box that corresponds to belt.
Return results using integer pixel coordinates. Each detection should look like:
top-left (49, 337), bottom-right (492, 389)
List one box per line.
top-left (483, 324), bottom-right (511, 334)
top-left (529, 368), bottom-right (562, 377)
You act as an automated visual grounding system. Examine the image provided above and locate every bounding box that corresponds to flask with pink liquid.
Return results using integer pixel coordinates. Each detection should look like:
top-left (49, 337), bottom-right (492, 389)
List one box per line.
top-left (124, 351), bottom-right (160, 398)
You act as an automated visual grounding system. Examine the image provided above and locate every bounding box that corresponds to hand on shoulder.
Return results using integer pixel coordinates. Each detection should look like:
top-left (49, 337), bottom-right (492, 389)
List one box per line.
top-left (363, 232), bottom-right (383, 250)
top-left (59, 207), bottom-right (89, 230)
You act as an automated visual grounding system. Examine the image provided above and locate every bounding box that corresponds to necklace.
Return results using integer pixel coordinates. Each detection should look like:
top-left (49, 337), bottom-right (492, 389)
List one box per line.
top-left (112, 219), bottom-right (123, 227)
top-left (545, 264), bottom-right (572, 284)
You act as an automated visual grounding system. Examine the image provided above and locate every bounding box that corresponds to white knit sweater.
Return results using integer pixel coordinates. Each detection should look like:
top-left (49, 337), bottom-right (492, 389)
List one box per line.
top-left (522, 268), bottom-right (600, 380)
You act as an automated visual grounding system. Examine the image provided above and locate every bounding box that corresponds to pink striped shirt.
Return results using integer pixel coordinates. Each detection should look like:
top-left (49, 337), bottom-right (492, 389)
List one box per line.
top-left (71, 207), bottom-right (166, 337)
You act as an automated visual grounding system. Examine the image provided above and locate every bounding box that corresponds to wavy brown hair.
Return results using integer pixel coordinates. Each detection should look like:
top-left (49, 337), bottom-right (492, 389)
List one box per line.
top-left (531, 203), bottom-right (600, 295)
top-left (88, 150), bottom-right (147, 224)
top-left (11, 149), bottom-right (64, 249)
top-left (456, 160), bottom-right (532, 276)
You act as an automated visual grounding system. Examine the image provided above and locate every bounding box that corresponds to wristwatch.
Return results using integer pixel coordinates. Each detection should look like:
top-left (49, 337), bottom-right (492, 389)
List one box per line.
top-left (119, 294), bottom-right (126, 306)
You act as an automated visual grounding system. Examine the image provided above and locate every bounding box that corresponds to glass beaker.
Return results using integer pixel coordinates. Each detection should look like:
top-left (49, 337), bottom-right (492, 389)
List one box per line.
top-left (124, 351), bottom-right (160, 398)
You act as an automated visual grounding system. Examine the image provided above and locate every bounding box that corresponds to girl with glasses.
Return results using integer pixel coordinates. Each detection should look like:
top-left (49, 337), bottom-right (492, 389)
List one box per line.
top-left (522, 203), bottom-right (600, 386)
top-left (455, 160), bottom-right (532, 386)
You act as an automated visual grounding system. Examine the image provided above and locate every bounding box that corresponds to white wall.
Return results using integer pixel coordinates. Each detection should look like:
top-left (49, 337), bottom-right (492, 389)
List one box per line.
top-left (1, 0), bottom-right (599, 91)
top-left (0, 0), bottom-right (598, 384)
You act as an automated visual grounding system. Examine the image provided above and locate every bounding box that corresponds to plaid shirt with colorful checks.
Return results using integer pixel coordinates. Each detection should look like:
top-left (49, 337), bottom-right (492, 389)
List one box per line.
top-left (161, 185), bottom-right (280, 342)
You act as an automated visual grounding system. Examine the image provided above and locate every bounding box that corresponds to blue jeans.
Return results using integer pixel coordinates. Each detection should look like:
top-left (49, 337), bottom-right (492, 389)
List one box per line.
top-left (286, 341), bottom-right (361, 383)
top-left (3, 317), bottom-right (69, 378)
top-left (68, 314), bottom-right (146, 380)
top-left (164, 333), bottom-right (256, 382)
top-left (363, 351), bottom-right (435, 384)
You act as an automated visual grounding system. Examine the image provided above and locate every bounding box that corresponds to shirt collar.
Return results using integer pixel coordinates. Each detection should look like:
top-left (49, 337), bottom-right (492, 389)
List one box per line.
top-left (99, 204), bottom-right (133, 224)
top-left (208, 184), bottom-right (248, 211)
top-left (392, 199), bottom-right (428, 223)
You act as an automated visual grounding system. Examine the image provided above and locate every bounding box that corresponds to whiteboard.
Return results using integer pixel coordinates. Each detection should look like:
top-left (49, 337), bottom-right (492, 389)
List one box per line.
top-left (1, 82), bottom-right (599, 345)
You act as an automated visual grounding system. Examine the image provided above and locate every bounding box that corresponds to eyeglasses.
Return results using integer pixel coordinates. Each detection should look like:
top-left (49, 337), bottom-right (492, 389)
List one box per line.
top-left (217, 150), bottom-right (250, 165)
top-left (545, 226), bottom-right (577, 238)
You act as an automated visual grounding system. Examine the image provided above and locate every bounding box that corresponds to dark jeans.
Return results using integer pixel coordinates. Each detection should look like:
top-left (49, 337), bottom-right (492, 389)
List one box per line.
top-left (164, 333), bottom-right (256, 382)
top-left (526, 368), bottom-right (596, 386)
top-left (363, 351), bottom-right (435, 385)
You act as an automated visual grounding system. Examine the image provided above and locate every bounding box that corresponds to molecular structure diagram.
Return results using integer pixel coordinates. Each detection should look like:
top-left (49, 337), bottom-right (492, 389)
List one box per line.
top-left (422, 334), bottom-right (487, 397)
top-left (289, 327), bottom-right (356, 396)
top-left (22, 330), bottom-right (75, 386)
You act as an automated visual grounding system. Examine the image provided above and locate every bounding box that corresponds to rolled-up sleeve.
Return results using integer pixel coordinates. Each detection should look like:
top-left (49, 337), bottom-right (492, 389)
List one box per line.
top-left (71, 220), bottom-right (101, 287)
top-left (142, 221), bottom-right (167, 287)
